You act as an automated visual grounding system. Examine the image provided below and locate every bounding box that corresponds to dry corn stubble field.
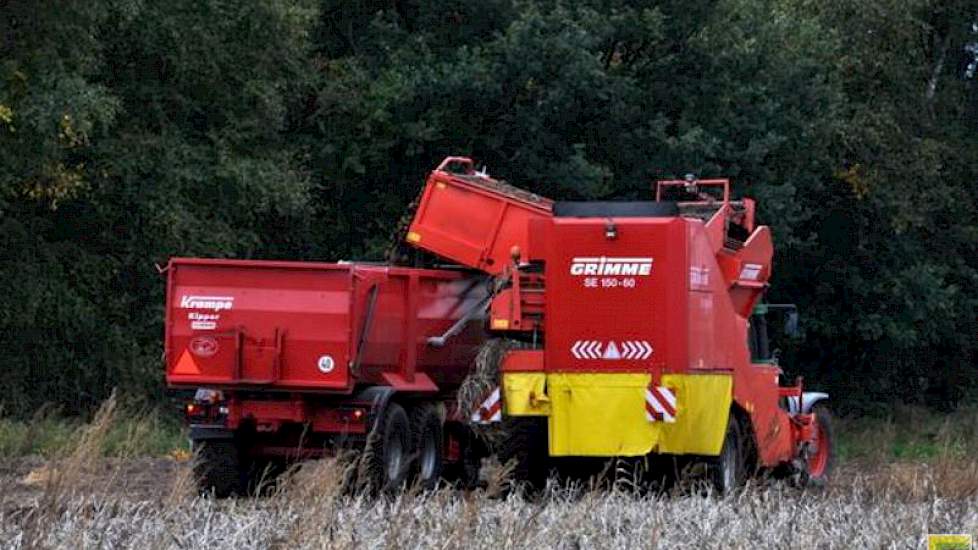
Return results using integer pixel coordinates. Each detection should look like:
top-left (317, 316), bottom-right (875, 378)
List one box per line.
top-left (2, 400), bottom-right (978, 549)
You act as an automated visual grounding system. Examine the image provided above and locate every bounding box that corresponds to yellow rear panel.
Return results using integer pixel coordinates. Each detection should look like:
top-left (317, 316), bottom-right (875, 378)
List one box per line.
top-left (504, 372), bottom-right (732, 457)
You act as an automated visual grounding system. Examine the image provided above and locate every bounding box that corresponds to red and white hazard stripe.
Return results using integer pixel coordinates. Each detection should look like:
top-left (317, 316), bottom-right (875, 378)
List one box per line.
top-left (471, 387), bottom-right (502, 424)
top-left (645, 384), bottom-right (677, 423)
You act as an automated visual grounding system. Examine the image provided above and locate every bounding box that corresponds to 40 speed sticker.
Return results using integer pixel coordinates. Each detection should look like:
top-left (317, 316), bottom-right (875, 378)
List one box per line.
top-left (317, 355), bottom-right (335, 374)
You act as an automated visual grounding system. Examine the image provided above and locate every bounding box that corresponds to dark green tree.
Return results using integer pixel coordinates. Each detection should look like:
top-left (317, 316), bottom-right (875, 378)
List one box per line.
top-left (0, 0), bottom-right (321, 414)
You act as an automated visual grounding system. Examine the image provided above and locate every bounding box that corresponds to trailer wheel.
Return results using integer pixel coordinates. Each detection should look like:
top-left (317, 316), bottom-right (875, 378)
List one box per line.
top-left (193, 439), bottom-right (244, 498)
top-left (410, 406), bottom-right (443, 490)
top-left (709, 415), bottom-right (744, 495)
top-left (498, 417), bottom-right (549, 492)
top-left (803, 404), bottom-right (834, 486)
top-left (363, 402), bottom-right (411, 493)
top-left (247, 458), bottom-right (287, 496)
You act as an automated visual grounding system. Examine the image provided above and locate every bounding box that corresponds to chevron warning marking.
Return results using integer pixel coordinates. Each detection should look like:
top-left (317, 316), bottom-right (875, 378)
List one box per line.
top-left (645, 384), bottom-right (677, 423)
top-left (571, 340), bottom-right (653, 361)
top-left (471, 387), bottom-right (502, 424)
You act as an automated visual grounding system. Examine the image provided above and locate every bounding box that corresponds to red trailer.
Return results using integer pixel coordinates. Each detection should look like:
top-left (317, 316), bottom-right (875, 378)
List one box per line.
top-left (165, 258), bottom-right (488, 495)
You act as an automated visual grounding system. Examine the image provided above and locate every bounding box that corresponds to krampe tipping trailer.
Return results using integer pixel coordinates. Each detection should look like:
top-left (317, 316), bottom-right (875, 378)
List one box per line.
top-left (165, 260), bottom-right (491, 495)
top-left (165, 157), bottom-right (832, 495)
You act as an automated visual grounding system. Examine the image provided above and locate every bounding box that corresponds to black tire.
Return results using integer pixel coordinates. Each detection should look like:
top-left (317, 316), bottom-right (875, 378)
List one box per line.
top-left (363, 402), bottom-right (411, 494)
top-left (645, 454), bottom-right (683, 494)
top-left (804, 404), bottom-right (834, 487)
top-left (498, 417), bottom-right (549, 491)
top-left (552, 457), bottom-right (608, 488)
top-left (709, 415), bottom-right (744, 495)
top-left (442, 427), bottom-right (486, 489)
top-left (193, 439), bottom-right (244, 498)
top-left (409, 405), bottom-right (443, 490)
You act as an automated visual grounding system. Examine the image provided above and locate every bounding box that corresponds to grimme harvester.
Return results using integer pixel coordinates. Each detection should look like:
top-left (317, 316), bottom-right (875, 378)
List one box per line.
top-left (165, 157), bottom-right (833, 496)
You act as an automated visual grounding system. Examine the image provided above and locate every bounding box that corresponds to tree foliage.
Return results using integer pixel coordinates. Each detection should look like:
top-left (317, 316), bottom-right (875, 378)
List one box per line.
top-left (0, 0), bottom-right (975, 414)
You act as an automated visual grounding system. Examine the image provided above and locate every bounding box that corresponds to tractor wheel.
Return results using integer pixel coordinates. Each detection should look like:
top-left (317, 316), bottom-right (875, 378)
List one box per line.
top-left (803, 404), bottom-right (834, 487)
top-left (709, 415), bottom-right (744, 495)
top-left (193, 439), bottom-right (244, 498)
top-left (363, 402), bottom-right (411, 494)
top-left (498, 417), bottom-right (549, 492)
top-left (410, 405), bottom-right (443, 490)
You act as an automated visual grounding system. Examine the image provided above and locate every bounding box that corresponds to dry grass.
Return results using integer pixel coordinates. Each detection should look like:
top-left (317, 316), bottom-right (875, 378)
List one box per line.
top-left (457, 339), bottom-right (519, 421)
top-left (2, 403), bottom-right (978, 548)
top-left (2, 463), bottom-right (977, 549)
top-left (457, 339), bottom-right (524, 447)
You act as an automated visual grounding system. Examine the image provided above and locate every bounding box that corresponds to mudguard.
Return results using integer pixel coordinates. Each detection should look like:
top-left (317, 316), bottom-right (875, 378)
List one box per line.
top-left (786, 391), bottom-right (829, 415)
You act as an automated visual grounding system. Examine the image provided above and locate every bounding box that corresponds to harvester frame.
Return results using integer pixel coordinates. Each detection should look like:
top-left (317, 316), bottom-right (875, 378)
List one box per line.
top-left (403, 157), bottom-right (833, 489)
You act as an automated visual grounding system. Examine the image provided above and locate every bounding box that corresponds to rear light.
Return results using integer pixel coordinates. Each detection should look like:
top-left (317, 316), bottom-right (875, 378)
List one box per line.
top-left (185, 388), bottom-right (228, 423)
top-left (339, 408), bottom-right (366, 423)
top-left (185, 402), bottom-right (208, 421)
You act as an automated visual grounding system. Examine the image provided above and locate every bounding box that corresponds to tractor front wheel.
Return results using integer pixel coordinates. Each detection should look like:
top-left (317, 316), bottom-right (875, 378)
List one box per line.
top-left (803, 404), bottom-right (834, 486)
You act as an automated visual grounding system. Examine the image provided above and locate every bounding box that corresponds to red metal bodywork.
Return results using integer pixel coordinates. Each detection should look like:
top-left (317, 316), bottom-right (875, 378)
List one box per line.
top-left (525, 205), bottom-right (793, 465)
top-left (165, 258), bottom-right (487, 443)
top-left (224, 397), bottom-right (369, 434)
top-left (404, 158), bottom-right (815, 468)
top-left (529, 216), bottom-right (687, 374)
top-left (406, 157), bottom-right (553, 275)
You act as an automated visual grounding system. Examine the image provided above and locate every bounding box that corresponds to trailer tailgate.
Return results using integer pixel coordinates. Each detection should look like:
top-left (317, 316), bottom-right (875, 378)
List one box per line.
top-left (165, 258), bottom-right (355, 391)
